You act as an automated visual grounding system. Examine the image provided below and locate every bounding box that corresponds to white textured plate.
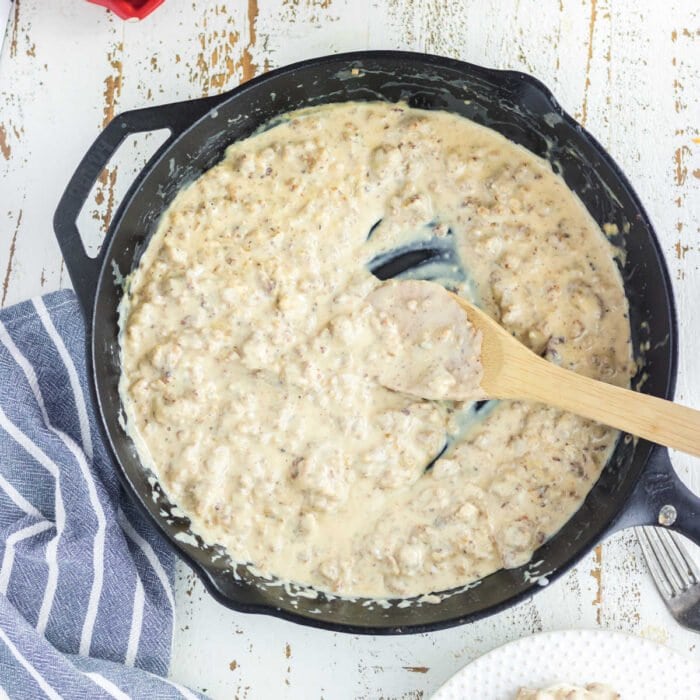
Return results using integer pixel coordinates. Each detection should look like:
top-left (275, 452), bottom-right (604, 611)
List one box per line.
top-left (432, 629), bottom-right (700, 700)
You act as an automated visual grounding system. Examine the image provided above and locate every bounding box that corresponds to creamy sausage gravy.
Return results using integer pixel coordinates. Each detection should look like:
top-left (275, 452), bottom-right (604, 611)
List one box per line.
top-left (119, 101), bottom-right (634, 598)
top-left (516, 683), bottom-right (620, 699)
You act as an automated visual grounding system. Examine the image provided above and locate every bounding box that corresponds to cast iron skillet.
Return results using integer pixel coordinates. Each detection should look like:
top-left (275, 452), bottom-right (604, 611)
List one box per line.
top-left (54, 51), bottom-right (700, 634)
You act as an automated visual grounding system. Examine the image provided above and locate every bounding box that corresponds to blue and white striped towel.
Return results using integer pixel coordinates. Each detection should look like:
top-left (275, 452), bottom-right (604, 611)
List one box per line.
top-left (0, 290), bottom-right (203, 699)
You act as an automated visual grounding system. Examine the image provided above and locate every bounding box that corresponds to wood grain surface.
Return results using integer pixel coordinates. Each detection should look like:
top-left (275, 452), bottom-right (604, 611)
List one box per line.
top-left (1, 1), bottom-right (698, 698)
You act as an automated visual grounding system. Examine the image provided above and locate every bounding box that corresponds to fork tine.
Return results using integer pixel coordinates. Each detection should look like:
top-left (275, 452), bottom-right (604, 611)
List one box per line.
top-left (635, 527), bottom-right (675, 599)
top-left (644, 527), bottom-right (688, 594)
top-left (637, 526), bottom-right (700, 632)
top-left (659, 528), bottom-right (700, 586)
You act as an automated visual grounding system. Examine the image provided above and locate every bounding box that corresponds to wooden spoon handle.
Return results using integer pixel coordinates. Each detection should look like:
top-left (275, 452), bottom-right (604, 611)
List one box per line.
top-left (498, 355), bottom-right (700, 457)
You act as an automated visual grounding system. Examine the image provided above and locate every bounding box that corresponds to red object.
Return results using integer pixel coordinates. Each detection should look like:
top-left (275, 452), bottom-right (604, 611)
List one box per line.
top-left (87, 0), bottom-right (165, 20)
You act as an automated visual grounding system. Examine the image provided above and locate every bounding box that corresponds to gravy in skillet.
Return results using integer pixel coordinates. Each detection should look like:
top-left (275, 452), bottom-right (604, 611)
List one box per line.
top-left (119, 101), bottom-right (634, 597)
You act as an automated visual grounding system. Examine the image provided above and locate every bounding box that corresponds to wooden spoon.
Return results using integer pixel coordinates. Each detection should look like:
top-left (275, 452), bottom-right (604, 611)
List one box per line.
top-left (450, 294), bottom-right (700, 458)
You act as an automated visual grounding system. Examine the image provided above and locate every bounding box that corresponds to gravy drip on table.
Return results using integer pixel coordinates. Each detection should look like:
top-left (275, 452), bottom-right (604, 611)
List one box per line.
top-left (119, 102), bottom-right (634, 598)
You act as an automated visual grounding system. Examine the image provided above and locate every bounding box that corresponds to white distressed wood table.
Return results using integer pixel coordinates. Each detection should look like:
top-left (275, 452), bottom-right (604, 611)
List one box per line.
top-left (1, 1), bottom-right (699, 698)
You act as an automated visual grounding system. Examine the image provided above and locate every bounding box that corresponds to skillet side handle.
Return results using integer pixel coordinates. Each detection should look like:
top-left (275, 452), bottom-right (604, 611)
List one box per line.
top-left (608, 446), bottom-right (700, 544)
top-left (53, 94), bottom-right (225, 318)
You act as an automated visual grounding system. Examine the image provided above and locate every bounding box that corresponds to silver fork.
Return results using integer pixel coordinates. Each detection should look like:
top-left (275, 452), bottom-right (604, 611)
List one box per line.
top-left (635, 526), bottom-right (700, 632)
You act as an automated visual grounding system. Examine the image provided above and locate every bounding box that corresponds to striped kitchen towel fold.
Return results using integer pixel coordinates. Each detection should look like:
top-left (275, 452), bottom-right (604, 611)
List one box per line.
top-left (0, 290), bottom-right (203, 699)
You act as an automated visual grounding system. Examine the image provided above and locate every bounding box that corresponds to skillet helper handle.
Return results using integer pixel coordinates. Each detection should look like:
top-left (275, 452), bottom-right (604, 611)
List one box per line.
top-left (53, 94), bottom-right (224, 317)
top-left (611, 446), bottom-right (700, 546)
